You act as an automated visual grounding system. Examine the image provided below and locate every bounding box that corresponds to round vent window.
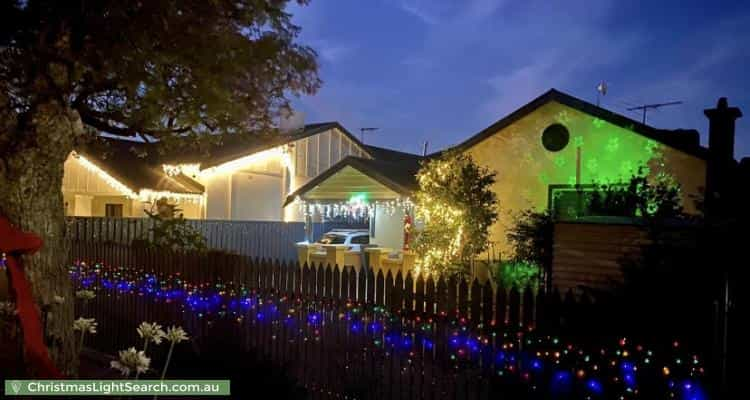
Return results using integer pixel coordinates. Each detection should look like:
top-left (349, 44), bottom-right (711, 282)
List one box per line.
top-left (541, 123), bottom-right (570, 152)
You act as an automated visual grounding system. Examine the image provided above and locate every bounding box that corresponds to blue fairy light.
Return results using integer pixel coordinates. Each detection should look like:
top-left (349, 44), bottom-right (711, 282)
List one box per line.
top-left (550, 371), bottom-right (573, 394)
top-left (586, 378), bottom-right (603, 395)
top-left (623, 373), bottom-right (636, 388)
top-left (680, 380), bottom-right (706, 400)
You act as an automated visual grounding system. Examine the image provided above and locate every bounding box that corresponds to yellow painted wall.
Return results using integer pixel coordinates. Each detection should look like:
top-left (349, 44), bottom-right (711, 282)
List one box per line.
top-left (464, 101), bottom-right (706, 259)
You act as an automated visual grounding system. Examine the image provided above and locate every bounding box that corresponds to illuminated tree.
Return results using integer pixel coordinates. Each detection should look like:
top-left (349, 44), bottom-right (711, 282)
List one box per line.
top-left (0, 1), bottom-right (318, 373)
top-left (413, 151), bottom-right (498, 277)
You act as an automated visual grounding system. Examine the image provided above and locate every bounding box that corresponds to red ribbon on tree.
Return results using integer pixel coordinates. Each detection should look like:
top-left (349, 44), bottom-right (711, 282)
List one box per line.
top-left (0, 215), bottom-right (63, 378)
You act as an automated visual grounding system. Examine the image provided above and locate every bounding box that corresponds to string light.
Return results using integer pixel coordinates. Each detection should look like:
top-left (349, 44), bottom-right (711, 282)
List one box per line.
top-left (297, 196), bottom-right (413, 220)
top-left (73, 152), bottom-right (203, 204)
top-left (73, 152), bottom-right (139, 199)
top-left (69, 259), bottom-right (707, 399)
top-left (198, 146), bottom-right (286, 179)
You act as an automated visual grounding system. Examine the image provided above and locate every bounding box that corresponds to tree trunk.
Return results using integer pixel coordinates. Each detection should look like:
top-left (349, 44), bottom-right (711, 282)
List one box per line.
top-left (0, 100), bottom-right (85, 375)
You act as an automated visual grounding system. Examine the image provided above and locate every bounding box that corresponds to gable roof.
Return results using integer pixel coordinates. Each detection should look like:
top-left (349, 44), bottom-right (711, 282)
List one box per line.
top-left (160, 122), bottom-right (372, 168)
top-left (76, 122), bottom-right (370, 195)
top-left (364, 145), bottom-right (424, 163)
top-left (76, 138), bottom-right (204, 195)
top-left (283, 155), bottom-right (422, 206)
top-left (446, 89), bottom-right (707, 159)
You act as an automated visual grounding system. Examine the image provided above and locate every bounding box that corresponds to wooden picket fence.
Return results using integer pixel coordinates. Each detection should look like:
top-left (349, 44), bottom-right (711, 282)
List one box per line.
top-left (69, 241), bottom-right (546, 330)
top-left (70, 241), bottom-right (575, 399)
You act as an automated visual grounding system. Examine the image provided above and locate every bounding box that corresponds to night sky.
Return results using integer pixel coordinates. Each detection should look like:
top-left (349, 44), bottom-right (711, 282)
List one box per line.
top-left (289, 0), bottom-right (750, 159)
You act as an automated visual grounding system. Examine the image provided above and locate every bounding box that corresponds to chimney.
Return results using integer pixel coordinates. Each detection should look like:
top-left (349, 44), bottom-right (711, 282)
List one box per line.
top-left (704, 97), bottom-right (742, 218)
top-left (279, 109), bottom-right (305, 132)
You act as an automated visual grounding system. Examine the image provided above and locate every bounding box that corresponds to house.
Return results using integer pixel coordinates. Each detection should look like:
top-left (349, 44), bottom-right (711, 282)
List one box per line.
top-left (283, 89), bottom-right (707, 261)
top-left (62, 121), bottom-right (373, 221)
top-left (284, 147), bottom-right (423, 250)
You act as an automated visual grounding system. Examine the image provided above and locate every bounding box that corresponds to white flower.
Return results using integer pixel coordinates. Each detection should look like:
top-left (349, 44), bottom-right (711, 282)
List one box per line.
top-left (110, 347), bottom-right (150, 376)
top-left (137, 322), bottom-right (166, 345)
top-left (165, 326), bottom-right (189, 344)
top-left (0, 301), bottom-right (17, 317)
top-left (72, 317), bottom-right (97, 334)
top-left (75, 290), bottom-right (96, 301)
top-left (53, 295), bottom-right (65, 305)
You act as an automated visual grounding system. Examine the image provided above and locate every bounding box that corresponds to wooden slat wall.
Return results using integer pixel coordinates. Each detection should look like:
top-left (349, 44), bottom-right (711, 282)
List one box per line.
top-left (552, 222), bottom-right (648, 293)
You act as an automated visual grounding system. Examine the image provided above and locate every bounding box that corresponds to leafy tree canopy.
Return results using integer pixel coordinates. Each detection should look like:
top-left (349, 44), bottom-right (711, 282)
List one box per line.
top-left (0, 0), bottom-right (320, 153)
top-left (413, 151), bottom-right (498, 277)
top-left (588, 168), bottom-right (684, 219)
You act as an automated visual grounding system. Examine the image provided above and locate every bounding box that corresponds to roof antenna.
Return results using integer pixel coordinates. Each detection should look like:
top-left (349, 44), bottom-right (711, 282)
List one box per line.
top-left (422, 141), bottom-right (429, 156)
top-left (627, 101), bottom-right (683, 125)
top-left (359, 127), bottom-right (379, 144)
top-left (596, 81), bottom-right (607, 106)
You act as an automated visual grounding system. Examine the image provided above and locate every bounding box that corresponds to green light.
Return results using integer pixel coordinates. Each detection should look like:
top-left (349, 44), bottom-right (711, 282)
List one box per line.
top-left (348, 193), bottom-right (367, 204)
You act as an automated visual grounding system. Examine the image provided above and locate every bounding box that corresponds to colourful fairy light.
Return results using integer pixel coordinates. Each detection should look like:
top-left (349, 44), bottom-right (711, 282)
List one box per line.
top-left (69, 260), bottom-right (709, 399)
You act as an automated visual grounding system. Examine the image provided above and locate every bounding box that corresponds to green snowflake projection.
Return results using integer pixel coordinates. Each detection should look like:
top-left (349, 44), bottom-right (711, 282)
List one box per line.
top-left (620, 160), bottom-right (634, 176)
top-left (586, 158), bottom-right (599, 173)
top-left (605, 137), bottom-right (620, 153)
top-left (556, 110), bottom-right (571, 124)
top-left (486, 103), bottom-right (684, 217)
top-left (535, 108), bottom-right (673, 189)
top-left (553, 155), bottom-right (567, 167)
top-left (573, 135), bottom-right (585, 147)
top-left (522, 153), bottom-right (535, 165)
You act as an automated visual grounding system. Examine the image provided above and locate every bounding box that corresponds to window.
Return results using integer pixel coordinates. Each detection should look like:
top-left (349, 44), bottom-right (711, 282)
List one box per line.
top-left (105, 203), bottom-right (123, 217)
top-left (319, 233), bottom-right (346, 244)
top-left (541, 123), bottom-right (570, 152)
top-left (351, 235), bottom-right (369, 245)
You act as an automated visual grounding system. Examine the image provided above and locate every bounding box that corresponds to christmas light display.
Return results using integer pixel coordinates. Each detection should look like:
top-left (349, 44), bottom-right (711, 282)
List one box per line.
top-left (413, 152), bottom-right (497, 276)
top-left (297, 196), bottom-right (413, 220)
top-left (70, 260), bottom-right (708, 399)
top-left (72, 152), bottom-right (204, 204)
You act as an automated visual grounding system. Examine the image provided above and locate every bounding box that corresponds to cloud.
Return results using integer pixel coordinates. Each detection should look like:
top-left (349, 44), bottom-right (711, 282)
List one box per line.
top-left (397, 0), bottom-right (442, 24)
top-left (288, 2), bottom-right (355, 64)
top-left (310, 40), bottom-right (356, 63)
top-left (478, 7), bottom-right (639, 122)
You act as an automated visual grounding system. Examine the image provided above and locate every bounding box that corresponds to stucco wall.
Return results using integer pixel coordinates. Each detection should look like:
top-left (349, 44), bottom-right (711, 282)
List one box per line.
top-left (464, 101), bottom-right (706, 258)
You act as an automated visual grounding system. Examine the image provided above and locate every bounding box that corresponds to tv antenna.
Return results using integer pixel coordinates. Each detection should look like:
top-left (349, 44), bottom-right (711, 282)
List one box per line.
top-left (359, 127), bottom-right (379, 143)
top-left (596, 81), bottom-right (607, 106)
top-left (627, 101), bottom-right (683, 124)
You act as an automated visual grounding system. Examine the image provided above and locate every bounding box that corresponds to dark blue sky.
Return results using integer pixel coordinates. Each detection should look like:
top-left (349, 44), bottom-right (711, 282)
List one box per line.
top-left (289, 0), bottom-right (750, 158)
